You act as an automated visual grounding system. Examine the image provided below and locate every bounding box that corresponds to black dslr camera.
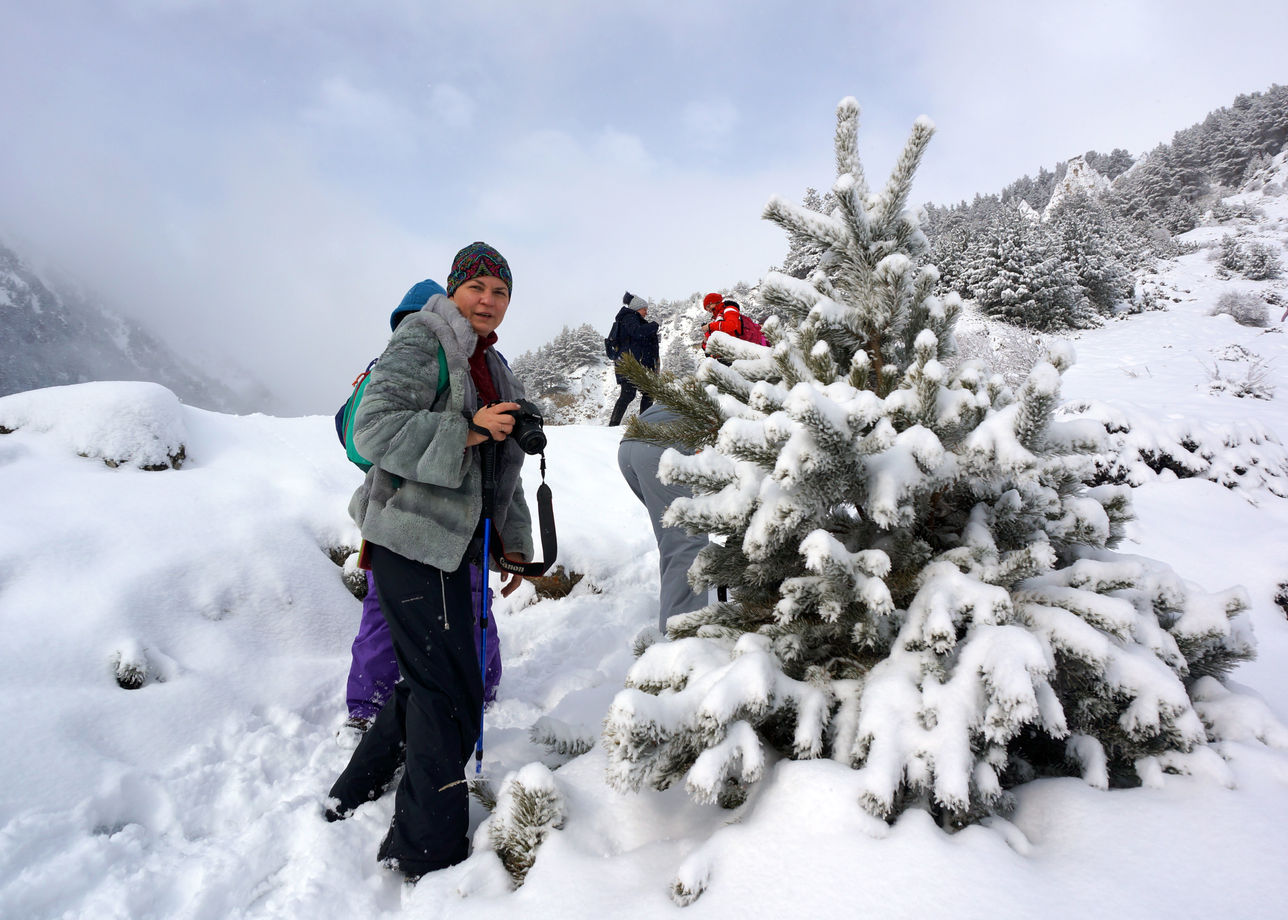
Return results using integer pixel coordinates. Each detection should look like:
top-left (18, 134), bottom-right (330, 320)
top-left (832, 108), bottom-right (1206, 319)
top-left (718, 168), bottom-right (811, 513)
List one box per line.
top-left (503, 398), bottom-right (546, 455)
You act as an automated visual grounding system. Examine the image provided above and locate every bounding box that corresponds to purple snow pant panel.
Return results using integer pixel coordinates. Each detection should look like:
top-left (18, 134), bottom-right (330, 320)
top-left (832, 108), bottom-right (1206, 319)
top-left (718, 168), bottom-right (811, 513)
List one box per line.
top-left (347, 571), bottom-right (398, 721)
top-left (346, 567), bottom-right (501, 720)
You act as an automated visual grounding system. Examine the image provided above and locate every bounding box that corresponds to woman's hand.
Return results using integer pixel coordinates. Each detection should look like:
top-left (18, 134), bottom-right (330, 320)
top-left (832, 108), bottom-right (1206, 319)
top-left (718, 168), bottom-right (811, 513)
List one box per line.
top-left (499, 553), bottom-right (528, 597)
top-left (466, 401), bottom-right (520, 447)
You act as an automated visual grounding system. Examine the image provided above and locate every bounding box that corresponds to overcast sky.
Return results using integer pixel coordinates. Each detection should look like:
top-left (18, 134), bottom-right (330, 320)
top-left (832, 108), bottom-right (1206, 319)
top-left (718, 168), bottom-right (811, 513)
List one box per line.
top-left (2, 0), bottom-right (1284, 413)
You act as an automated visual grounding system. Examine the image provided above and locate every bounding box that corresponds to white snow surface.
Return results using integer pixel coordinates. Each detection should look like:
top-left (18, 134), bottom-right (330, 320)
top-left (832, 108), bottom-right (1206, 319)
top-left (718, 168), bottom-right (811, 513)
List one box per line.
top-left (4, 183), bottom-right (1288, 917)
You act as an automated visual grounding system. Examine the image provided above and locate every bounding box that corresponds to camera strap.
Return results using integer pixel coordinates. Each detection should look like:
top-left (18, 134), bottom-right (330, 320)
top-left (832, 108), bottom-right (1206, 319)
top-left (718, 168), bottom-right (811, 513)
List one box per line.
top-left (480, 443), bottom-right (557, 577)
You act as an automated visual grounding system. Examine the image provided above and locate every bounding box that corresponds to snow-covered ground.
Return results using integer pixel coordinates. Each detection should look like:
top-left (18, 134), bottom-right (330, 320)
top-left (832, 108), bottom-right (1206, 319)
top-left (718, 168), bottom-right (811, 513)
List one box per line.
top-left (3, 177), bottom-right (1288, 918)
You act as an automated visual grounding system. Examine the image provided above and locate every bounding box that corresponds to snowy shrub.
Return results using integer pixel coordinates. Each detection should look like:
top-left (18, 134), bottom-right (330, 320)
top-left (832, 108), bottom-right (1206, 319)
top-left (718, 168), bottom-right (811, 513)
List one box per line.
top-left (324, 543), bottom-right (358, 567)
top-left (1211, 290), bottom-right (1270, 327)
top-left (1216, 235), bottom-right (1241, 273)
top-left (1063, 400), bottom-right (1288, 497)
top-left (1126, 284), bottom-right (1169, 315)
top-left (951, 309), bottom-right (1048, 387)
top-left (485, 763), bottom-right (566, 886)
top-left (323, 544), bottom-right (368, 599)
top-left (340, 553), bottom-right (367, 600)
top-left (1210, 200), bottom-right (1264, 223)
top-left (108, 640), bottom-right (177, 688)
top-left (605, 98), bottom-right (1260, 832)
top-left (670, 850), bottom-right (712, 906)
top-left (1241, 241), bottom-right (1284, 280)
top-left (1209, 343), bottom-right (1275, 401)
top-left (1148, 227), bottom-right (1194, 260)
top-left (1218, 235), bottom-right (1283, 280)
top-left (1205, 360), bottom-right (1277, 399)
top-left (111, 641), bottom-right (149, 690)
top-left (1162, 199), bottom-right (1200, 234)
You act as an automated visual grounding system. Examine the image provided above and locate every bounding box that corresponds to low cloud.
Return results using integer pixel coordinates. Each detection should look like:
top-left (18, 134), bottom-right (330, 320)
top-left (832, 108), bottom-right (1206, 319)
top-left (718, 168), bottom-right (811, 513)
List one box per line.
top-left (427, 83), bottom-right (474, 130)
top-left (682, 99), bottom-right (740, 149)
top-left (5, 0), bottom-right (1286, 416)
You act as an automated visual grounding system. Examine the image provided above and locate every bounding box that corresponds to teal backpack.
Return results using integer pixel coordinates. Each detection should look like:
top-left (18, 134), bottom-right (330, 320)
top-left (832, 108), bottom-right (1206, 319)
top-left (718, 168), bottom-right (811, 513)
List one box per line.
top-left (336, 342), bottom-right (448, 472)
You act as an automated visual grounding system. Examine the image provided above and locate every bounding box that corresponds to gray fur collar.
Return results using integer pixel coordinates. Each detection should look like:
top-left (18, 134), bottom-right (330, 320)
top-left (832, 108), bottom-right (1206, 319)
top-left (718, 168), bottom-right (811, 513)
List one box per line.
top-left (419, 293), bottom-right (479, 357)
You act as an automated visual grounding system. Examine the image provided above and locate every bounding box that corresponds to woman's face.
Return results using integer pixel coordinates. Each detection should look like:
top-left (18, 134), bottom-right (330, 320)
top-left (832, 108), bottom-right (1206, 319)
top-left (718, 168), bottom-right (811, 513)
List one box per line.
top-left (451, 275), bottom-right (511, 337)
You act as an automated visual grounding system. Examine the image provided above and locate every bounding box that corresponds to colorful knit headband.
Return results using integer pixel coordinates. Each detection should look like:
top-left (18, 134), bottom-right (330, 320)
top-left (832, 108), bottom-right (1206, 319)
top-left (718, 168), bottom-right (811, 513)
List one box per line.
top-left (446, 241), bottom-right (513, 297)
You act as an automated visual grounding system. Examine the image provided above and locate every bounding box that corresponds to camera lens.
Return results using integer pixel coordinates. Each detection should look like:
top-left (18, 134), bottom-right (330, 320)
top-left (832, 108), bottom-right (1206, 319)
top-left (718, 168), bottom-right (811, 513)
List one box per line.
top-left (513, 416), bottom-right (546, 454)
top-left (505, 400), bottom-right (546, 455)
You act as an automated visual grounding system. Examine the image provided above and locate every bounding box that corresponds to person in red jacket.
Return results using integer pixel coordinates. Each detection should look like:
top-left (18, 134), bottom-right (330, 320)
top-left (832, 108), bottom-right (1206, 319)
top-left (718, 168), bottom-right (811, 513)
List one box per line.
top-left (701, 292), bottom-right (744, 352)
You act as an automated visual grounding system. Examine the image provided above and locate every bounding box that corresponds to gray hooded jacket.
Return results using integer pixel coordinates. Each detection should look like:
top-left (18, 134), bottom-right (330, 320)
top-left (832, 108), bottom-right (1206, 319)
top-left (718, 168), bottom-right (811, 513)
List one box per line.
top-left (348, 293), bottom-right (534, 570)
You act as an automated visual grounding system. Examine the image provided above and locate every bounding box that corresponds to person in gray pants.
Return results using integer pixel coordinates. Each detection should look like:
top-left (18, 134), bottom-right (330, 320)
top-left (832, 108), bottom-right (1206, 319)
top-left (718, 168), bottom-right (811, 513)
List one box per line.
top-left (617, 403), bottom-right (709, 633)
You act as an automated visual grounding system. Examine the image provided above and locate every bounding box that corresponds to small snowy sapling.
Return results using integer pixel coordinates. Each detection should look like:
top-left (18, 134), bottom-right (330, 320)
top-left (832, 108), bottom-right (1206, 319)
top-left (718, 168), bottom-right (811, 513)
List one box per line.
top-left (484, 763), bottom-right (566, 886)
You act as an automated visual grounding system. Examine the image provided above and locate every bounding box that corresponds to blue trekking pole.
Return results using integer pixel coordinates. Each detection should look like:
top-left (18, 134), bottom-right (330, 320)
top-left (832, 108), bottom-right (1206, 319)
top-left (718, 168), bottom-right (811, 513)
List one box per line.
top-left (475, 440), bottom-right (497, 776)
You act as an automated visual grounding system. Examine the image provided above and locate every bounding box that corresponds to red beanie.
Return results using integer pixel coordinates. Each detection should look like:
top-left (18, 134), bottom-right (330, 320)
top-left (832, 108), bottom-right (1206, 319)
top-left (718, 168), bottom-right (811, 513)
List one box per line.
top-left (703, 292), bottom-right (723, 310)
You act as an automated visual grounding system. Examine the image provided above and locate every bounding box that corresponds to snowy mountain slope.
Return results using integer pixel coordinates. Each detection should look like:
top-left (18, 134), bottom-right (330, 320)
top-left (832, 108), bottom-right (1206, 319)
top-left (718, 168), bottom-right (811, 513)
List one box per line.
top-left (0, 238), bottom-right (275, 414)
top-left (1057, 152), bottom-right (1288, 498)
top-left (2, 179), bottom-right (1288, 918)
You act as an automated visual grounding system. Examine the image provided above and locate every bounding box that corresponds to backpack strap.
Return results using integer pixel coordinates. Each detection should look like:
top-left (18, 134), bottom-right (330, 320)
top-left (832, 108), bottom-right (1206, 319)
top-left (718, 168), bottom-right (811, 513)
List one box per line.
top-left (344, 342), bottom-right (449, 472)
top-left (342, 358), bottom-right (380, 469)
top-left (435, 341), bottom-right (448, 395)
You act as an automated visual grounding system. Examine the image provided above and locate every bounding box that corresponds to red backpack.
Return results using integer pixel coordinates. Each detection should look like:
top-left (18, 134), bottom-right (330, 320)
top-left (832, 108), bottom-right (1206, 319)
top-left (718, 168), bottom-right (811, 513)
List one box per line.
top-left (736, 314), bottom-right (768, 346)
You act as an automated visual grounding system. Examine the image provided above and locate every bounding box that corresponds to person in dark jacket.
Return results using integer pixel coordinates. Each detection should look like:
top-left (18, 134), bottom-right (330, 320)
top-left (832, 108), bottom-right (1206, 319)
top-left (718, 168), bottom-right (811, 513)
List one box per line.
top-left (325, 242), bottom-right (533, 882)
top-left (608, 292), bottom-right (660, 426)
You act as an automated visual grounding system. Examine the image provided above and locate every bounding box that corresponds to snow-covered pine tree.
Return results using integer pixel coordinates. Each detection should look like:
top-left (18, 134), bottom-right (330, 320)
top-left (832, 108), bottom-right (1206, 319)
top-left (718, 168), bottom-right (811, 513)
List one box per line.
top-left (922, 202), bottom-right (976, 295)
top-left (966, 204), bottom-right (1086, 330)
top-left (511, 323), bottom-right (606, 396)
top-left (1047, 192), bottom-right (1132, 316)
top-left (1083, 148), bottom-right (1135, 180)
top-left (603, 97), bottom-right (1256, 828)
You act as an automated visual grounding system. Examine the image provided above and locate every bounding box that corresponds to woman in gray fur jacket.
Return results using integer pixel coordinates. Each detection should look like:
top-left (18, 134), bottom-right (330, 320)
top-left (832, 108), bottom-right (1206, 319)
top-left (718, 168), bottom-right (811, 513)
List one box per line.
top-left (326, 242), bottom-right (533, 881)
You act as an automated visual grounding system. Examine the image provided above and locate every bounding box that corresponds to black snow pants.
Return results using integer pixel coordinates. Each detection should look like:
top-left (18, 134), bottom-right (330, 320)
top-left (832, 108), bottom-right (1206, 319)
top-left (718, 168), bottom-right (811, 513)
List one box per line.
top-left (327, 542), bottom-right (483, 876)
top-left (609, 379), bottom-right (653, 426)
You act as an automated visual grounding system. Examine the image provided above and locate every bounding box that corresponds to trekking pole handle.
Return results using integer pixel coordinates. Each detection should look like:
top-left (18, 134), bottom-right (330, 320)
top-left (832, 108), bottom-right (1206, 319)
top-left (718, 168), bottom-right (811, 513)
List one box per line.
top-left (479, 438), bottom-right (498, 518)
